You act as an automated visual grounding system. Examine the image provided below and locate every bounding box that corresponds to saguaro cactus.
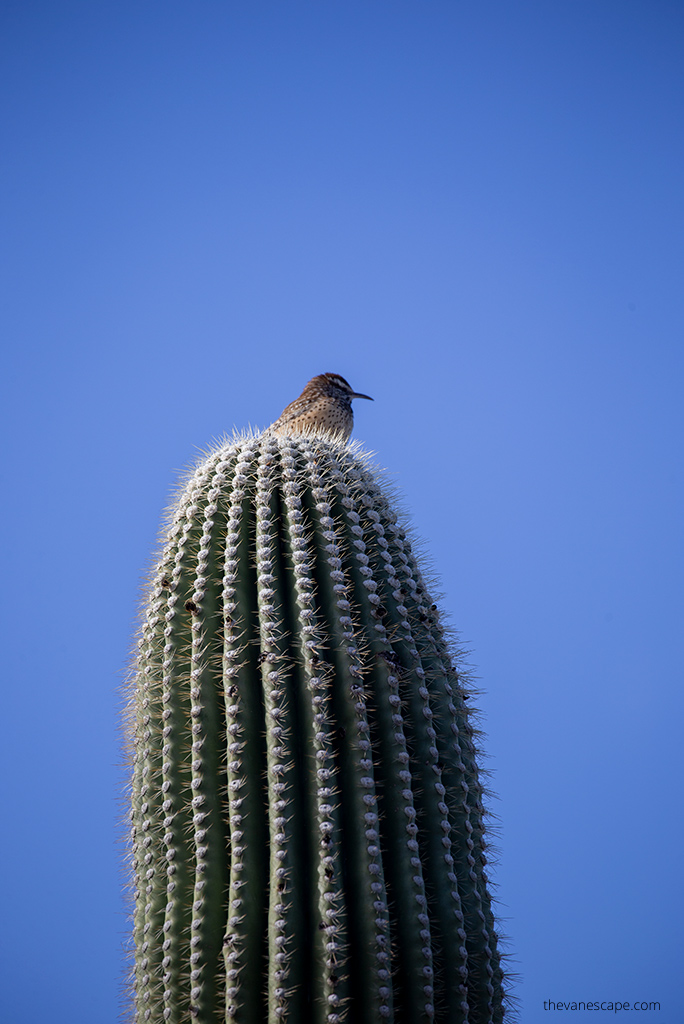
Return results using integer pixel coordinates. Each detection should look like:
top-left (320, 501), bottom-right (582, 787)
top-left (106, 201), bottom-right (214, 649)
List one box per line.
top-left (128, 430), bottom-right (506, 1024)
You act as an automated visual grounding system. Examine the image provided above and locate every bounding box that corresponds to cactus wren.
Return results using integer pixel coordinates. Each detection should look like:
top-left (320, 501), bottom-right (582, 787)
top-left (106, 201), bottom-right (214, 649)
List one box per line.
top-left (270, 373), bottom-right (373, 442)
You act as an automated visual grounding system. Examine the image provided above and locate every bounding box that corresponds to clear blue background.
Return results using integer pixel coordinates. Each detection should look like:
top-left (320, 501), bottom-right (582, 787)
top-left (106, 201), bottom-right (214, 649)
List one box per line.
top-left (1, 2), bottom-right (682, 1022)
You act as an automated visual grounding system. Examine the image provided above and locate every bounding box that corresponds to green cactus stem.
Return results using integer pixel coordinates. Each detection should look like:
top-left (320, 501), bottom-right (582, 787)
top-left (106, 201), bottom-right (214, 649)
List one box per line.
top-left (127, 430), bottom-right (507, 1024)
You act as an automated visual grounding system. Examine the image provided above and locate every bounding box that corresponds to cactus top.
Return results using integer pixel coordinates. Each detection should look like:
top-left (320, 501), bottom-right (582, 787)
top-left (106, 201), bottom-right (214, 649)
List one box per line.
top-left (127, 429), bottom-right (506, 1024)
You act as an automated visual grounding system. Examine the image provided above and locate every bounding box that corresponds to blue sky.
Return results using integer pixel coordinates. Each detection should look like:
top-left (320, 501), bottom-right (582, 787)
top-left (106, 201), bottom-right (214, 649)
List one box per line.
top-left (1, 2), bottom-right (682, 1022)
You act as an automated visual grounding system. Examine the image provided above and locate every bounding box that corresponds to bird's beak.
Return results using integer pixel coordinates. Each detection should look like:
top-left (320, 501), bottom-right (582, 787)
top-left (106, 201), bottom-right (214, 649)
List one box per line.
top-left (351, 392), bottom-right (373, 401)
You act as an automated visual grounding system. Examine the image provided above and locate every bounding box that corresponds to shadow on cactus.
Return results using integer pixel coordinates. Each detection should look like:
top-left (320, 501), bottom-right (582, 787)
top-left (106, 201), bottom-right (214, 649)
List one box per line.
top-left (125, 379), bottom-right (510, 1023)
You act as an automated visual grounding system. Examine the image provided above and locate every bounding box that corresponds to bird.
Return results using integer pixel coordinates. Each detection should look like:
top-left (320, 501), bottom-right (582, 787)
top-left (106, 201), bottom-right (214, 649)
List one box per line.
top-left (270, 373), bottom-right (373, 442)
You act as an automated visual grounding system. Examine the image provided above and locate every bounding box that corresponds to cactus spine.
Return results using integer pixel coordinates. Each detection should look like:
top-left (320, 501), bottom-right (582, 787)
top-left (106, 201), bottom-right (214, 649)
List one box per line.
top-left (128, 431), bottom-right (506, 1024)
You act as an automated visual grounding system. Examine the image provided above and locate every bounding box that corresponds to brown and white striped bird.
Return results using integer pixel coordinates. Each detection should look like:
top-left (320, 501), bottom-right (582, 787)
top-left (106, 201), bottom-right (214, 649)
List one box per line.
top-left (270, 373), bottom-right (373, 442)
